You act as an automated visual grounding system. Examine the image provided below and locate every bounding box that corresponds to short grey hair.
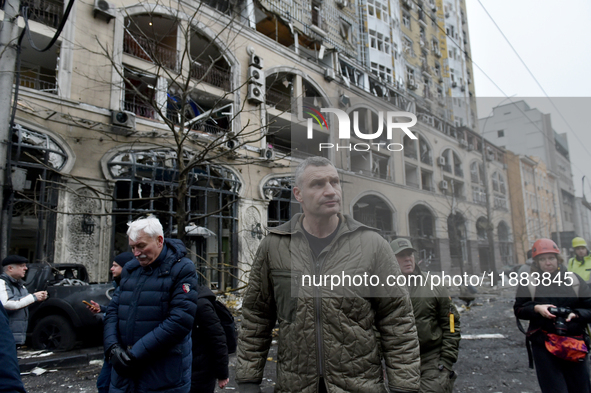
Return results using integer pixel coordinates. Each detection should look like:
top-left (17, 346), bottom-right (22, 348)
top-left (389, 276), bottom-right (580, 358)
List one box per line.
top-left (127, 217), bottom-right (164, 242)
top-left (294, 157), bottom-right (336, 187)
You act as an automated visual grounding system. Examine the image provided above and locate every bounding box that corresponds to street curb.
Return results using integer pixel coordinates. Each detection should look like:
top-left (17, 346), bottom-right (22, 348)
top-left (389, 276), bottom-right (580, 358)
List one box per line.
top-left (19, 351), bottom-right (104, 372)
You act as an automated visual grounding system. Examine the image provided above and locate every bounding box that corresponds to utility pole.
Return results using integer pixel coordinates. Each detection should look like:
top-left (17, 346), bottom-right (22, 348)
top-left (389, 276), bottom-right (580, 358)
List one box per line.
top-left (480, 136), bottom-right (498, 282)
top-left (0, 0), bottom-right (20, 259)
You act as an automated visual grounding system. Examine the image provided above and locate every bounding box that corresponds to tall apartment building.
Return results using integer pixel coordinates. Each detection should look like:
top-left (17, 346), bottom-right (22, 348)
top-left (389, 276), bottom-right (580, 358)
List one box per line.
top-left (0, 0), bottom-right (513, 289)
top-left (505, 152), bottom-right (562, 264)
top-left (575, 197), bottom-right (591, 245)
top-left (479, 100), bottom-right (578, 246)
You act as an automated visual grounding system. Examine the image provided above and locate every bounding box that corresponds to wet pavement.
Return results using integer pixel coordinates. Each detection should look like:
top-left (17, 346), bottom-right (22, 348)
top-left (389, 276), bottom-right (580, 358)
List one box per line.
top-left (20, 281), bottom-right (544, 392)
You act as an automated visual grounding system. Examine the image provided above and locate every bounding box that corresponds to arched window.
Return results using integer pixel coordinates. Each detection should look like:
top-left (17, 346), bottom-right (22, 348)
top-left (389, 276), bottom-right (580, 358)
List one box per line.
top-left (409, 204), bottom-right (439, 270)
top-left (404, 135), bottom-right (417, 159)
top-left (263, 176), bottom-right (300, 227)
top-left (441, 148), bottom-right (462, 176)
top-left (470, 161), bottom-right (486, 205)
top-left (108, 149), bottom-right (241, 289)
top-left (419, 135), bottom-right (432, 165)
top-left (353, 195), bottom-right (395, 241)
top-left (498, 221), bottom-right (513, 265)
top-left (476, 217), bottom-right (488, 240)
top-left (492, 172), bottom-right (507, 209)
top-left (9, 125), bottom-right (69, 262)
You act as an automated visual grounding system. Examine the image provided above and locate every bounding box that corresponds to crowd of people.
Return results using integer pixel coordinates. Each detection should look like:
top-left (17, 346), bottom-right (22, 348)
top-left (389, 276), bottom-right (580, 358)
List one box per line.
top-left (0, 156), bottom-right (590, 393)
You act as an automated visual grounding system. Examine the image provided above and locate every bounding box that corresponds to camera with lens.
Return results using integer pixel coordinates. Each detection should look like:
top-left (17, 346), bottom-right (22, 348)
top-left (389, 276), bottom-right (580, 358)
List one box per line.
top-left (548, 306), bottom-right (573, 336)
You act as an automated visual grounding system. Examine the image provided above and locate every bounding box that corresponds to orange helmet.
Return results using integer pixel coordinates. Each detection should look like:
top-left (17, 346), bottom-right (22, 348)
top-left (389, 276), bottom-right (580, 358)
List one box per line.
top-left (531, 238), bottom-right (560, 259)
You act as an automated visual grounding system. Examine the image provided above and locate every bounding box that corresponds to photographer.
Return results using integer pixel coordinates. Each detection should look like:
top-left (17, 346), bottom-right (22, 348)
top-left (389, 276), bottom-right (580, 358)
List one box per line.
top-left (514, 238), bottom-right (591, 393)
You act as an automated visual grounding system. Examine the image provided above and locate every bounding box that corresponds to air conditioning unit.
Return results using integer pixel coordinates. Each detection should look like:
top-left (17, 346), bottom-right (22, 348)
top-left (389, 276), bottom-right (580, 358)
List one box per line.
top-left (338, 94), bottom-right (351, 108)
top-left (461, 85), bottom-right (466, 92)
top-left (437, 157), bottom-right (446, 166)
top-left (439, 180), bottom-right (449, 190)
top-left (459, 139), bottom-right (468, 147)
top-left (249, 53), bottom-right (264, 69)
top-left (111, 110), bottom-right (136, 129)
top-left (247, 84), bottom-right (264, 104)
top-left (324, 68), bottom-right (335, 82)
top-left (408, 81), bottom-right (418, 90)
top-left (486, 153), bottom-right (494, 161)
top-left (335, 0), bottom-right (348, 8)
top-left (248, 66), bottom-right (265, 85)
top-left (93, 0), bottom-right (115, 22)
top-left (260, 148), bottom-right (275, 160)
top-left (452, 81), bottom-right (457, 88)
top-left (221, 137), bottom-right (238, 151)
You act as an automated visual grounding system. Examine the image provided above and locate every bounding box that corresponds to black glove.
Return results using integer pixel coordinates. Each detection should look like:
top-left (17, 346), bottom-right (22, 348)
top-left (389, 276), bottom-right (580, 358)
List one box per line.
top-left (109, 345), bottom-right (138, 378)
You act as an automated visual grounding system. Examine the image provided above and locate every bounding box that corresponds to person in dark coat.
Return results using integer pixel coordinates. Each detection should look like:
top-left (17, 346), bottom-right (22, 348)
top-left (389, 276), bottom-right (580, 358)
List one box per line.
top-left (103, 217), bottom-right (198, 393)
top-left (191, 285), bottom-right (229, 393)
top-left (514, 238), bottom-right (591, 393)
top-left (89, 251), bottom-right (134, 393)
top-left (0, 301), bottom-right (27, 393)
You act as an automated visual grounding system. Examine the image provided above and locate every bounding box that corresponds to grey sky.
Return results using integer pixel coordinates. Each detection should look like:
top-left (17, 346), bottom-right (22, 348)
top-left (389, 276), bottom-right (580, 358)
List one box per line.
top-left (466, 0), bottom-right (591, 198)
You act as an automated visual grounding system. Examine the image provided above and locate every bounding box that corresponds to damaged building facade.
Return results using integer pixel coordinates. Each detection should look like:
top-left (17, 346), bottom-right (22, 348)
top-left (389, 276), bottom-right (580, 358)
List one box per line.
top-left (1, 0), bottom-right (513, 287)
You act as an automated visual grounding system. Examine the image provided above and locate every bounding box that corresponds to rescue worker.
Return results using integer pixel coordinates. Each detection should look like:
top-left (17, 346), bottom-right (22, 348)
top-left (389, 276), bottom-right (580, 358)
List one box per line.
top-left (567, 237), bottom-right (591, 283)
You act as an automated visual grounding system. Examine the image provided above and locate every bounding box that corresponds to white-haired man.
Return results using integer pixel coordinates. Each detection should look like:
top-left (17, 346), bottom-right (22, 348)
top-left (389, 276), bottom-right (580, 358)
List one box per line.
top-left (103, 217), bottom-right (198, 393)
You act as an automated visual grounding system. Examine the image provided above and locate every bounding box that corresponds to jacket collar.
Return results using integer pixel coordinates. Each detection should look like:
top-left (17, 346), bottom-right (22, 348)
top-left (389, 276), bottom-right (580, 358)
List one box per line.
top-left (0, 272), bottom-right (21, 285)
top-left (269, 213), bottom-right (377, 238)
top-left (124, 238), bottom-right (188, 274)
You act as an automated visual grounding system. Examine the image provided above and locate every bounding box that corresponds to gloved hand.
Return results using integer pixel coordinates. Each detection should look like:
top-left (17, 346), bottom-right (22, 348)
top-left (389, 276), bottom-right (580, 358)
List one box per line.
top-left (108, 345), bottom-right (138, 378)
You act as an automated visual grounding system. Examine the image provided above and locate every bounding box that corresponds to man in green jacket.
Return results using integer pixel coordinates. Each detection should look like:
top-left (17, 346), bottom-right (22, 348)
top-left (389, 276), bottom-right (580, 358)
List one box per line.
top-left (237, 157), bottom-right (420, 393)
top-left (390, 238), bottom-right (461, 393)
top-left (567, 237), bottom-right (591, 283)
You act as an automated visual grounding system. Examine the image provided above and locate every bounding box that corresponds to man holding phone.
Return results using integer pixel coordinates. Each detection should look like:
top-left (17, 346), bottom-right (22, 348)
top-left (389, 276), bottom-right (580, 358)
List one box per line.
top-left (85, 251), bottom-right (134, 393)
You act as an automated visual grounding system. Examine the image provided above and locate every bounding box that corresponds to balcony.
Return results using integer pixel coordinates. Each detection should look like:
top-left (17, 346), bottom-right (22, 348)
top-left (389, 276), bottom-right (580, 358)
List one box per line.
top-left (124, 97), bottom-right (156, 120)
top-left (123, 30), bottom-right (178, 71)
top-left (190, 62), bottom-right (232, 91)
top-left (5, 0), bottom-right (64, 28)
top-left (265, 88), bottom-right (291, 112)
top-left (18, 68), bottom-right (57, 94)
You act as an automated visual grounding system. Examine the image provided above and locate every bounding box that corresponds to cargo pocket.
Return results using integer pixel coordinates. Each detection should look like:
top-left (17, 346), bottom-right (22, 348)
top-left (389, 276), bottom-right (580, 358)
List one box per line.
top-left (271, 270), bottom-right (301, 323)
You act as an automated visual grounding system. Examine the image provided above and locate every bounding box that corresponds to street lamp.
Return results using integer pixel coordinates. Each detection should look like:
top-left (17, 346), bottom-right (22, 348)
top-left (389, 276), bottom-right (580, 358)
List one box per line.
top-left (81, 214), bottom-right (95, 235)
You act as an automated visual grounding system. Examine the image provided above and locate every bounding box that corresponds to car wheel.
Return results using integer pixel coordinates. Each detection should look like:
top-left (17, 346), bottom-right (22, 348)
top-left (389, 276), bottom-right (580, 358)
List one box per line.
top-left (32, 315), bottom-right (76, 351)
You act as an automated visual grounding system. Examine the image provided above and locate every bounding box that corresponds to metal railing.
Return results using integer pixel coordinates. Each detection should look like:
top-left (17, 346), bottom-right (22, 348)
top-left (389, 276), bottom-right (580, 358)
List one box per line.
top-left (265, 88), bottom-right (291, 112)
top-left (12, 0), bottom-right (63, 28)
top-left (190, 62), bottom-right (232, 91)
top-left (124, 98), bottom-right (156, 120)
top-left (123, 30), bottom-right (178, 71)
top-left (18, 72), bottom-right (57, 94)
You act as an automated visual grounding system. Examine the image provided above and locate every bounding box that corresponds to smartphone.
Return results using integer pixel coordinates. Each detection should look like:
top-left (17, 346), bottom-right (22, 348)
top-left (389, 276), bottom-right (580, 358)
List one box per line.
top-left (82, 300), bottom-right (93, 307)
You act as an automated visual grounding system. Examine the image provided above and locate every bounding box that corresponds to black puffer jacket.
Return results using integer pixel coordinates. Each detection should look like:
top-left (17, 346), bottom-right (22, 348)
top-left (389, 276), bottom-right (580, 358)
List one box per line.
top-left (514, 268), bottom-right (591, 344)
top-left (191, 286), bottom-right (229, 389)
